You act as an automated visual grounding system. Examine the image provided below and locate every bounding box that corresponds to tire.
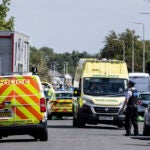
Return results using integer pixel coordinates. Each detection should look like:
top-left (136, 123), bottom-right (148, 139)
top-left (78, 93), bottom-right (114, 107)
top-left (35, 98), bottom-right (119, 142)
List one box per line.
top-left (76, 108), bottom-right (86, 128)
top-left (39, 125), bottom-right (48, 141)
top-left (143, 123), bottom-right (150, 136)
top-left (117, 124), bottom-right (124, 129)
top-left (77, 120), bottom-right (85, 128)
top-left (77, 114), bottom-right (85, 128)
top-left (117, 121), bottom-right (124, 129)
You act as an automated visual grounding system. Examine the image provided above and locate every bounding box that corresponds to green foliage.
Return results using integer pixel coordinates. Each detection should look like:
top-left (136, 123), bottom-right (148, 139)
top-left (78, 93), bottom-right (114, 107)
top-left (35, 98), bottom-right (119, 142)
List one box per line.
top-left (29, 28), bottom-right (150, 81)
top-left (29, 46), bottom-right (97, 82)
top-left (29, 46), bottom-right (50, 82)
top-left (0, 0), bottom-right (14, 30)
top-left (101, 29), bottom-right (150, 73)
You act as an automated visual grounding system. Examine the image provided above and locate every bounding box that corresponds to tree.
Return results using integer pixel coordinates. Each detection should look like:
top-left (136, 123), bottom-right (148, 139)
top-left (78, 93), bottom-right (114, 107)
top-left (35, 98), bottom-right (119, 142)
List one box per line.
top-left (30, 46), bottom-right (50, 82)
top-left (100, 29), bottom-right (149, 72)
top-left (0, 0), bottom-right (14, 30)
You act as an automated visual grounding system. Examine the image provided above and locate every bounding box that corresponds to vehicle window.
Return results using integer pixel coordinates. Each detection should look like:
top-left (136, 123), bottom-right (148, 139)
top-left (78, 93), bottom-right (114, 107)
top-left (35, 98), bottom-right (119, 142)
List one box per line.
top-left (140, 94), bottom-right (150, 101)
top-left (83, 77), bottom-right (128, 96)
top-left (55, 93), bottom-right (73, 99)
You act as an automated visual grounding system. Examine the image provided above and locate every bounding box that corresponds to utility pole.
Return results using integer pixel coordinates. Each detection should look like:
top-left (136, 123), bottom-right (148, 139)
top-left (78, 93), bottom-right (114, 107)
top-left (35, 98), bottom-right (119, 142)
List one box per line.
top-left (134, 22), bottom-right (145, 72)
top-left (132, 33), bottom-right (134, 72)
top-left (113, 39), bottom-right (125, 61)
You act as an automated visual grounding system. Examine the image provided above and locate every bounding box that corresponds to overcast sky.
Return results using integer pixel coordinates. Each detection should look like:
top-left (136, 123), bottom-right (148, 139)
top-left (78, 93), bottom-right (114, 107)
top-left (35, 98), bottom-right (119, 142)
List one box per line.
top-left (8, 0), bottom-right (150, 54)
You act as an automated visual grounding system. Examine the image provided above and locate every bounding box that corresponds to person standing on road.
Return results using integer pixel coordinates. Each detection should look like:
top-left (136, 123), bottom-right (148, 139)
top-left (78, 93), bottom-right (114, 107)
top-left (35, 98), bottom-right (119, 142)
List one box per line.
top-left (47, 84), bottom-right (55, 100)
top-left (122, 80), bottom-right (139, 136)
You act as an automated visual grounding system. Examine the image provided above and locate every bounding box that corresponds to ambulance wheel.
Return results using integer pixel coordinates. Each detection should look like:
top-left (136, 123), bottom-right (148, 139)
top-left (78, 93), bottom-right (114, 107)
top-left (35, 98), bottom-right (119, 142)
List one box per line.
top-left (117, 122), bottom-right (124, 129)
top-left (77, 115), bottom-right (85, 128)
top-left (77, 120), bottom-right (85, 128)
top-left (39, 126), bottom-right (48, 141)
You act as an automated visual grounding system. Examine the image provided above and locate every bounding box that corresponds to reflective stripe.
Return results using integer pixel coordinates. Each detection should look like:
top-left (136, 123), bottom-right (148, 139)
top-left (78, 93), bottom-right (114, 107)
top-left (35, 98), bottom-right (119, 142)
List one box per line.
top-left (0, 75), bottom-right (43, 124)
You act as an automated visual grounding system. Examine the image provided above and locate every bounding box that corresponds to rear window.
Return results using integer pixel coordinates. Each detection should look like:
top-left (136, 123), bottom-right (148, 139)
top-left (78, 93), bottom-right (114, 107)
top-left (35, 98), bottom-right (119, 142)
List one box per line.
top-left (55, 92), bottom-right (73, 99)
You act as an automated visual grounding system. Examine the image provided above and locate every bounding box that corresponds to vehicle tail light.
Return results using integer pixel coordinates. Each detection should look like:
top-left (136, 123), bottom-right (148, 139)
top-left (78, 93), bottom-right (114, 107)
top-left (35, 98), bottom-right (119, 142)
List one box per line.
top-left (40, 98), bottom-right (46, 112)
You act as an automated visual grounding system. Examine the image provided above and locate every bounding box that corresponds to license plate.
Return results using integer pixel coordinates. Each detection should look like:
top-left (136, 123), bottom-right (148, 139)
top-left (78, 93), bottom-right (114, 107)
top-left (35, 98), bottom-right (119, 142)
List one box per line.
top-left (99, 116), bottom-right (113, 120)
top-left (0, 110), bottom-right (12, 118)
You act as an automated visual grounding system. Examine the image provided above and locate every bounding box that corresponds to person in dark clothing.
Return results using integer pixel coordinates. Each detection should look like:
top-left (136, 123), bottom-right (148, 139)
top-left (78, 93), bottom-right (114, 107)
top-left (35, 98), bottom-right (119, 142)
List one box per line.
top-left (31, 65), bottom-right (38, 75)
top-left (122, 80), bottom-right (139, 136)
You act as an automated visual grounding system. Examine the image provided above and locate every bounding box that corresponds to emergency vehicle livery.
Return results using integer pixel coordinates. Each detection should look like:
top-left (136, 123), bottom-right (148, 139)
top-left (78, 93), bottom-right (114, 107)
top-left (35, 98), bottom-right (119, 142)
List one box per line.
top-left (0, 73), bottom-right (48, 141)
top-left (48, 90), bottom-right (73, 119)
top-left (73, 58), bottom-right (128, 128)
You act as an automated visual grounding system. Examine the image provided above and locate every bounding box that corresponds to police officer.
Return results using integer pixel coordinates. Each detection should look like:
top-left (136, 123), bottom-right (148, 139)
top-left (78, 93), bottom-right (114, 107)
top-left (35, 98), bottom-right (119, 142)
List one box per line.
top-left (47, 84), bottom-right (55, 100)
top-left (122, 80), bottom-right (139, 136)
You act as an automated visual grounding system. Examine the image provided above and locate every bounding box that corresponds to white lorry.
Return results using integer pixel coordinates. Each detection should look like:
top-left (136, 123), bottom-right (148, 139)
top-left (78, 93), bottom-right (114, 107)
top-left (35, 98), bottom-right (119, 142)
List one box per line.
top-left (0, 31), bottom-right (30, 74)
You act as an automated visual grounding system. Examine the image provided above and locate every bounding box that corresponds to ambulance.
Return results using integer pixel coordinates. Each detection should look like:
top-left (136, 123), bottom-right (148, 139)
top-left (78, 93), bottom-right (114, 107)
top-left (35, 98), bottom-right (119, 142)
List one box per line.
top-left (0, 73), bottom-right (48, 141)
top-left (73, 58), bottom-right (128, 128)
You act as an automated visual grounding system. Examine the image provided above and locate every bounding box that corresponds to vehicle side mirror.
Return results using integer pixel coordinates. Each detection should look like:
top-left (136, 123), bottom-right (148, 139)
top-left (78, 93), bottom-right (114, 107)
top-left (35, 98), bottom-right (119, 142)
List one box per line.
top-left (73, 88), bottom-right (81, 97)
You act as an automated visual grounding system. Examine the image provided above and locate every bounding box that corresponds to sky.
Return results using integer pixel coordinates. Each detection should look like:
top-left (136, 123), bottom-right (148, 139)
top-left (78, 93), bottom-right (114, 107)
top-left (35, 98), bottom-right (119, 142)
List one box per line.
top-left (7, 0), bottom-right (150, 54)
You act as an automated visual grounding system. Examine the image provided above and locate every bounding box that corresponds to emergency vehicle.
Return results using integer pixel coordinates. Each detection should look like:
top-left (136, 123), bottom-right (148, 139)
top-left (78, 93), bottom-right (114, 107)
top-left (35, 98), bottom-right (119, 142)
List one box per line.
top-left (48, 90), bottom-right (73, 119)
top-left (73, 58), bottom-right (129, 128)
top-left (0, 73), bottom-right (48, 141)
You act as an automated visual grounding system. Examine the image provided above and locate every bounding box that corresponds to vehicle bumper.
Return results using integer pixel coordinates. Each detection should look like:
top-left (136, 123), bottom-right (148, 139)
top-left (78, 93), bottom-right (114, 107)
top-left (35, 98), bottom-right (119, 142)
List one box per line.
top-left (0, 121), bottom-right (47, 137)
top-left (79, 104), bottom-right (125, 125)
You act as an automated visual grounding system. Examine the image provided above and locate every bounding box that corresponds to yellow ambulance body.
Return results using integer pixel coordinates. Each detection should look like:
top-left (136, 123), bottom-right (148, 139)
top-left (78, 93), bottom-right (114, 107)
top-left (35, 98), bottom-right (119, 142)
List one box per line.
top-left (0, 73), bottom-right (48, 141)
top-left (73, 58), bottom-right (129, 128)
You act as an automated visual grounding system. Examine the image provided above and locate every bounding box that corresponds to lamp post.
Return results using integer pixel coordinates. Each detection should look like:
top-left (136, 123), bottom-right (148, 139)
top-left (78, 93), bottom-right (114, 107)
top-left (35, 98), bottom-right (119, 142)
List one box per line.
top-left (132, 33), bottom-right (135, 72)
top-left (113, 39), bottom-right (125, 61)
top-left (134, 22), bottom-right (145, 72)
top-left (51, 62), bottom-right (57, 84)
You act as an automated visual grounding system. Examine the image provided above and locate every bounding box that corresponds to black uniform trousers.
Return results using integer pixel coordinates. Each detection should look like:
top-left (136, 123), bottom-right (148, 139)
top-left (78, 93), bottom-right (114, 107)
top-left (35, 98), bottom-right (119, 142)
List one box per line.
top-left (124, 105), bottom-right (139, 135)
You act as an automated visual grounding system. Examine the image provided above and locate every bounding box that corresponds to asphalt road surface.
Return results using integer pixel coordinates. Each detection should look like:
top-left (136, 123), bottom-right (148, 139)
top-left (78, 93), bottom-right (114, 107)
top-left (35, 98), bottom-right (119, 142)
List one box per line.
top-left (0, 117), bottom-right (150, 150)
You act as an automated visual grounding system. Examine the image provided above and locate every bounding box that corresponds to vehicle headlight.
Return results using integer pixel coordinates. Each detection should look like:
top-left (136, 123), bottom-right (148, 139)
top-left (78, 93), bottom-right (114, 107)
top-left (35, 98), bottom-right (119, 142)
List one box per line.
top-left (119, 101), bottom-right (124, 106)
top-left (83, 98), bottom-right (94, 105)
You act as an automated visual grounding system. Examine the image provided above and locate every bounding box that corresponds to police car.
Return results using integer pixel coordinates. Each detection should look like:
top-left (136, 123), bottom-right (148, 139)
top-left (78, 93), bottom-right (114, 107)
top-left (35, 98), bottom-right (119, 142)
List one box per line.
top-left (48, 90), bottom-right (73, 119)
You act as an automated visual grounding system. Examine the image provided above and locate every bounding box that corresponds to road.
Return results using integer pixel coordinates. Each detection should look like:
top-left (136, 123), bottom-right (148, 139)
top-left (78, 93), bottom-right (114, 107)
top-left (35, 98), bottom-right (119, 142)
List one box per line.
top-left (0, 117), bottom-right (150, 150)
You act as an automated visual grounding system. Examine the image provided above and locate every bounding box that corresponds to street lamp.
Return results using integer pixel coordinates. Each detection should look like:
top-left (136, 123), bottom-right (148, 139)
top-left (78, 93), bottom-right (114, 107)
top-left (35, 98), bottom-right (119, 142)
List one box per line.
top-left (51, 62), bottom-right (57, 84)
top-left (132, 33), bottom-right (135, 72)
top-left (134, 22), bottom-right (145, 73)
top-left (113, 39), bottom-right (125, 61)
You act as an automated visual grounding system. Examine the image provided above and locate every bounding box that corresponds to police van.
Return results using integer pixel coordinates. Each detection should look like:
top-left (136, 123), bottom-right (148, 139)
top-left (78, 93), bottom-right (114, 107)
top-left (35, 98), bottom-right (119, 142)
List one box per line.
top-left (0, 73), bottom-right (48, 141)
